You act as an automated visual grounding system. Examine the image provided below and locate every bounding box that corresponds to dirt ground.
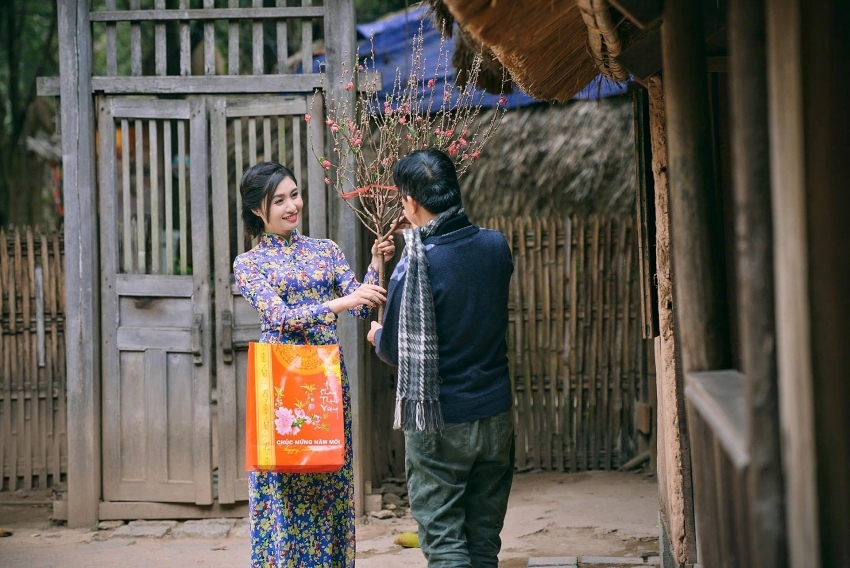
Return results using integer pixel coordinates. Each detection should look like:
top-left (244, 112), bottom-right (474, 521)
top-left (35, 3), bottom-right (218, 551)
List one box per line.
top-left (0, 470), bottom-right (659, 567)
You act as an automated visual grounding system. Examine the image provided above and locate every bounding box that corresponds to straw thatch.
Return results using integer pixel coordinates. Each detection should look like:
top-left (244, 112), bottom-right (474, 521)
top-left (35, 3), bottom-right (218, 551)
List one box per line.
top-left (460, 96), bottom-right (636, 220)
top-left (441, 0), bottom-right (599, 101)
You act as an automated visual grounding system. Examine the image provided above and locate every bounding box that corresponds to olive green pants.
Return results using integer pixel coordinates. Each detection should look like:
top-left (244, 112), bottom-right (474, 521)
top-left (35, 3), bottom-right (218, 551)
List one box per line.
top-left (404, 410), bottom-right (515, 568)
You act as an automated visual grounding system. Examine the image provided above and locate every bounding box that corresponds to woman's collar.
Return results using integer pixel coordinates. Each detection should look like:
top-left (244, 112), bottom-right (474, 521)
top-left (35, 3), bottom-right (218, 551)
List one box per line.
top-left (261, 229), bottom-right (300, 247)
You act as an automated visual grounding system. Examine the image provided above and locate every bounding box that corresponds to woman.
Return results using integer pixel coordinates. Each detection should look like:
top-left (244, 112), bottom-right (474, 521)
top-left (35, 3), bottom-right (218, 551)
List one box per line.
top-left (233, 161), bottom-right (394, 567)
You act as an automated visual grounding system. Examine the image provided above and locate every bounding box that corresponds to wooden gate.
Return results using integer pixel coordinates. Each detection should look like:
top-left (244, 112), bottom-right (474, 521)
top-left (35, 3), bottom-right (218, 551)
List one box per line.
top-left (98, 97), bottom-right (213, 504)
top-left (49, 0), bottom-right (372, 525)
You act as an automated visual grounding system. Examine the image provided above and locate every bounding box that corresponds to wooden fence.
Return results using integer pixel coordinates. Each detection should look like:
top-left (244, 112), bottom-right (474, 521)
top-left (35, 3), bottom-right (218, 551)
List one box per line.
top-left (369, 215), bottom-right (649, 480)
top-left (0, 228), bottom-right (66, 491)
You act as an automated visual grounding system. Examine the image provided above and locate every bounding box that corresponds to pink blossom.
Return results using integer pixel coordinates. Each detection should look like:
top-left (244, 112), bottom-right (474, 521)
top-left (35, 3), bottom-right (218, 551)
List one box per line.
top-left (416, 116), bottom-right (423, 122)
top-left (331, 124), bottom-right (339, 132)
top-left (459, 138), bottom-right (468, 147)
top-left (275, 407), bottom-right (295, 436)
top-left (345, 82), bottom-right (354, 91)
top-left (463, 129), bottom-right (469, 136)
top-left (398, 117), bottom-right (407, 125)
top-left (358, 64), bottom-right (364, 71)
top-left (308, 404), bottom-right (315, 411)
top-left (445, 130), bottom-right (454, 137)
top-left (304, 114), bottom-right (311, 122)
top-left (472, 151), bottom-right (481, 160)
top-left (498, 96), bottom-right (508, 106)
top-left (322, 160), bottom-right (331, 169)
top-left (407, 135), bottom-right (413, 141)
top-left (326, 118), bottom-right (335, 126)
top-left (435, 128), bottom-right (441, 135)
top-left (462, 153), bottom-right (469, 160)
top-left (352, 139), bottom-right (362, 147)
top-left (295, 408), bottom-right (307, 419)
top-left (447, 143), bottom-right (458, 156)
top-left (427, 79), bottom-right (435, 88)
top-left (444, 91), bottom-right (452, 102)
top-left (324, 177), bottom-right (331, 185)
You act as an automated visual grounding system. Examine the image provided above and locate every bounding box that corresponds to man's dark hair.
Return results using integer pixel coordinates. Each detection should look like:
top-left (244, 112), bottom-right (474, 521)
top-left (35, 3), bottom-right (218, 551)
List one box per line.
top-left (392, 148), bottom-right (462, 214)
top-left (239, 161), bottom-right (297, 237)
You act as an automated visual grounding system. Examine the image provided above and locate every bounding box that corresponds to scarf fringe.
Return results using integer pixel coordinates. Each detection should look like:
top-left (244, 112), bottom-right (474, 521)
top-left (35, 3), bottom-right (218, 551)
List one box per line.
top-left (393, 398), bottom-right (444, 433)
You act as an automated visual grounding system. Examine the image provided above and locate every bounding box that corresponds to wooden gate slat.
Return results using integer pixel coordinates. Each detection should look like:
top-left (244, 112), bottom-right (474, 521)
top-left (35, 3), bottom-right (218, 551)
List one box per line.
top-left (301, 0), bottom-right (314, 74)
top-left (121, 119), bottom-right (133, 273)
top-left (177, 120), bottom-right (188, 275)
top-left (263, 117), bottom-right (272, 162)
top-left (164, 120), bottom-right (174, 275)
top-left (234, 119), bottom-right (245, 255)
top-left (130, 0), bottom-right (142, 77)
top-left (203, 0), bottom-right (215, 76)
top-left (150, 120), bottom-right (160, 274)
top-left (135, 119), bottom-right (146, 273)
top-left (253, 0), bottom-right (264, 75)
top-left (276, 0), bottom-right (288, 73)
top-left (179, 0), bottom-right (191, 76)
top-left (155, 0), bottom-right (166, 76)
top-left (229, 0), bottom-right (241, 76)
top-left (248, 117), bottom-right (257, 166)
top-left (106, 0), bottom-right (117, 77)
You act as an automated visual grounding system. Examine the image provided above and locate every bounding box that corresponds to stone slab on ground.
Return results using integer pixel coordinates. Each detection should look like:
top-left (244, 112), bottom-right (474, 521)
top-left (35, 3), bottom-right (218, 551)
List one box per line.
top-left (111, 520), bottom-right (176, 539)
top-left (580, 557), bottom-right (647, 565)
top-left (528, 556), bottom-right (578, 567)
top-left (171, 519), bottom-right (237, 539)
top-left (97, 520), bottom-right (125, 530)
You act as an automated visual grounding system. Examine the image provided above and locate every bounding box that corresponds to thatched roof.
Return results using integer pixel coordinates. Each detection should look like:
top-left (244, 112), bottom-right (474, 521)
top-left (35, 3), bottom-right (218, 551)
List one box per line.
top-left (441, 0), bottom-right (599, 101)
top-left (460, 96), bottom-right (635, 220)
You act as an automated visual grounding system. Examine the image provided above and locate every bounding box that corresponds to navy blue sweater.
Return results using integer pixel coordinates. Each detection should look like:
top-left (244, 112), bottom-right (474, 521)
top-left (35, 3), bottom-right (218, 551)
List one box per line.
top-left (375, 214), bottom-right (514, 424)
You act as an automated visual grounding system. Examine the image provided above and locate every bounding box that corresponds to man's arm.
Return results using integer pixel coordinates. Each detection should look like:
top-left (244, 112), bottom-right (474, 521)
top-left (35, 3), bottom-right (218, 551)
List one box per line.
top-left (372, 266), bottom-right (405, 367)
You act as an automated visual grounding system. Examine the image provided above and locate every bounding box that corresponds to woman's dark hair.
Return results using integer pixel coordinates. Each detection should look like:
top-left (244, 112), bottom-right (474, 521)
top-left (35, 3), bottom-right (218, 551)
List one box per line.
top-left (239, 161), bottom-right (298, 238)
top-left (392, 148), bottom-right (462, 214)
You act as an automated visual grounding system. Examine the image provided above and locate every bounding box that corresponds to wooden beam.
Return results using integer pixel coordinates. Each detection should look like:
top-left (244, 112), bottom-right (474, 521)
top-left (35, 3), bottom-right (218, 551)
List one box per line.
top-left (764, 0), bottom-right (820, 565)
top-left (662, 0), bottom-right (733, 565)
top-left (58, 0), bottom-right (101, 529)
top-left (52, 500), bottom-right (247, 521)
top-left (798, 0), bottom-right (850, 564)
top-left (617, 25), bottom-right (663, 85)
top-left (728, 0), bottom-right (788, 565)
top-left (88, 7), bottom-right (324, 22)
top-left (633, 87), bottom-right (659, 339)
top-left (38, 72), bottom-right (381, 97)
top-left (609, 0), bottom-right (663, 28)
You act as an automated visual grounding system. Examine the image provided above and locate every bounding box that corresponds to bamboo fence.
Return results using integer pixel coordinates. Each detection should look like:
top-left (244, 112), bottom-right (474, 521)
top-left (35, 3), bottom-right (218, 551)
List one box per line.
top-left (369, 215), bottom-right (647, 479)
top-left (0, 228), bottom-right (67, 491)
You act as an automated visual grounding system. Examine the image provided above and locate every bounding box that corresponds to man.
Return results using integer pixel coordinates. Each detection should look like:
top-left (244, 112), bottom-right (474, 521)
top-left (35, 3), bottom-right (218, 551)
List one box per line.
top-left (367, 148), bottom-right (515, 568)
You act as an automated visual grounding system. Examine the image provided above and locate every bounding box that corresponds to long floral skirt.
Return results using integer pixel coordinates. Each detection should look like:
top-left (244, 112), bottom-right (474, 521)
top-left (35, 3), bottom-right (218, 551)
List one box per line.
top-left (249, 377), bottom-right (355, 567)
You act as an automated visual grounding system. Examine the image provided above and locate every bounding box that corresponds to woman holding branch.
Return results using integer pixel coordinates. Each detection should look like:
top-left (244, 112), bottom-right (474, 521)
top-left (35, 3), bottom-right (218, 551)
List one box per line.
top-left (233, 161), bottom-right (394, 567)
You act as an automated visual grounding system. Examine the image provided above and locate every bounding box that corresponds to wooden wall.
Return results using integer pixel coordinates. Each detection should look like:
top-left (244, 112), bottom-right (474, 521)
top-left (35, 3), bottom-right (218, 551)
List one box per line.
top-left (0, 228), bottom-right (66, 491)
top-left (368, 215), bottom-right (649, 481)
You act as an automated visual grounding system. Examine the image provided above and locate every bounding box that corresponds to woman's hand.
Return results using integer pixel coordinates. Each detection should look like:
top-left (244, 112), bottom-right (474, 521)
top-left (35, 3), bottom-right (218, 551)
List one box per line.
top-left (371, 237), bottom-right (396, 266)
top-left (325, 282), bottom-right (387, 314)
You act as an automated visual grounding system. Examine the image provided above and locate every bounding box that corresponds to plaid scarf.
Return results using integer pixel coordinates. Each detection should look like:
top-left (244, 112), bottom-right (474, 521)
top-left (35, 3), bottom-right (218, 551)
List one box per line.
top-left (393, 205), bottom-right (463, 433)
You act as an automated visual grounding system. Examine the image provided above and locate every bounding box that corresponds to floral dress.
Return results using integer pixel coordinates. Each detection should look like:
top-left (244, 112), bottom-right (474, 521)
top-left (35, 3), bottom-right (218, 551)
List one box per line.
top-left (233, 230), bottom-right (377, 568)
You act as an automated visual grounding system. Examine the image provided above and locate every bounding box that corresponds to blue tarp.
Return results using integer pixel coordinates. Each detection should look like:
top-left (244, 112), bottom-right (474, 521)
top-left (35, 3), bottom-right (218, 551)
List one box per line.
top-left (307, 5), bottom-right (628, 108)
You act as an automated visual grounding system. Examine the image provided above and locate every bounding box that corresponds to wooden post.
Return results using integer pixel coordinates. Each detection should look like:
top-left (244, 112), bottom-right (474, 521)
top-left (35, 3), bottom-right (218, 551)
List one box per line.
top-left (765, 1), bottom-right (820, 565)
top-left (662, 0), bottom-right (733, 564)
top-left (324, 0), bottom-right (367, 518)
top-left (646, 75), bottom-right (698, 566)
top-left (728, 0), bottom-right (788, 566)
top-left (58, 0), bottom-right (101, 528)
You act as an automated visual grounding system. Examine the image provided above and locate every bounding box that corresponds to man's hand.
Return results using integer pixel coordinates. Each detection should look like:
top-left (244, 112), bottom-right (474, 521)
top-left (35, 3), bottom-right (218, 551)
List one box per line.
top-left (367, 321), bottom-right (383, 346)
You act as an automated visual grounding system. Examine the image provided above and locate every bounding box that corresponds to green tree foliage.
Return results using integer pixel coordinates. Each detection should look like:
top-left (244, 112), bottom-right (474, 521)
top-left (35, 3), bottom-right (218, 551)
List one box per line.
top-left (0, 0), bottom-right (59, 227)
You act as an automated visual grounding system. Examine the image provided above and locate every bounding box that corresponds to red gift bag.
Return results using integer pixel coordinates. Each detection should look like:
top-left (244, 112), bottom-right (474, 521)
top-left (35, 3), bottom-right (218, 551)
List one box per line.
top-left (245, 342), bottom-right (345, 473)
